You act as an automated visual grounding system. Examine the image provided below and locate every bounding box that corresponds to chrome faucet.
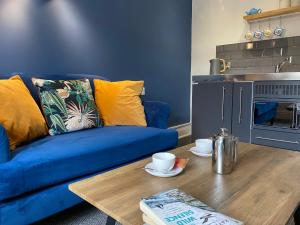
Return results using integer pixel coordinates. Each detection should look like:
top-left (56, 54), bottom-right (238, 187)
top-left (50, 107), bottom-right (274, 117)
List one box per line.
top-left (275, 56), bottom-right (293, 73)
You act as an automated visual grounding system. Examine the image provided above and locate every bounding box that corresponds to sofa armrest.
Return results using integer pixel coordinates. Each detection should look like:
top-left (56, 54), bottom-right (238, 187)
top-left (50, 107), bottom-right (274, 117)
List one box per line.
top-left (0, 125), bottom-right (10, 163)
top-left (143, 101), bottom-right (170, 129)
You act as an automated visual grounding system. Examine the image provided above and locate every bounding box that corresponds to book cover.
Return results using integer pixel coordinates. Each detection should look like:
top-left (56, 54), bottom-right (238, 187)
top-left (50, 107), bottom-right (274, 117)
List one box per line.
top-left (140, 188), bottom-right (243, 225)
top-left (143, 213), bottom-right (157, 225)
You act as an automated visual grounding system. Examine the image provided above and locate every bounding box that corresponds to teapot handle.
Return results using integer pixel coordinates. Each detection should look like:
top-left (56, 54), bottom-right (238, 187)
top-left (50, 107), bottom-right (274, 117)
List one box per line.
top-left (219, 59), bottom-right (226, 73)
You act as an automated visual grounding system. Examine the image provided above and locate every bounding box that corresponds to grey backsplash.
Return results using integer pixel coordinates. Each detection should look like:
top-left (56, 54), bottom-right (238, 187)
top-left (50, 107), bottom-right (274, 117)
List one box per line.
top-left (216, 36), bottom-right (300, 74)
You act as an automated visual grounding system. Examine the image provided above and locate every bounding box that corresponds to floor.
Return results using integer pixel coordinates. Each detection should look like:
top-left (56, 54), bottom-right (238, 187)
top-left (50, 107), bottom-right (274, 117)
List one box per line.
top-left (34, 202), bottom-right (300, 225)
top-left (34, 202), bottom-right (121, 225)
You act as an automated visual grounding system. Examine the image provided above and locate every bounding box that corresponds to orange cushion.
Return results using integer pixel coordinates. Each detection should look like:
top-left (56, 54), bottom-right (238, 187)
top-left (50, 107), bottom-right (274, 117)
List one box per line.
top-left (94, 80), bottom-right (147, 127)
top-left (0, 75), bottom-right (48, 150)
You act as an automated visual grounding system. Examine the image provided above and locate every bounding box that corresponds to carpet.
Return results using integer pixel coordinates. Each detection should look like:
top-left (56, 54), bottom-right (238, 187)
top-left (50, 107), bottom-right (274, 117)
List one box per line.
top-left (34, 201), bottom-right (298, 225)
top-left (34, 203), bottom-right (122, 225)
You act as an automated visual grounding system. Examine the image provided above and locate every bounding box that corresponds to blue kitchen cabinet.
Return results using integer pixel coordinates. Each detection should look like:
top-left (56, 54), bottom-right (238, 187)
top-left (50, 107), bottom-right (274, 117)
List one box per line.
top-left (192, 81), bottom-right (233, 141)
top-left (192, 80), bottom-right (253, 143)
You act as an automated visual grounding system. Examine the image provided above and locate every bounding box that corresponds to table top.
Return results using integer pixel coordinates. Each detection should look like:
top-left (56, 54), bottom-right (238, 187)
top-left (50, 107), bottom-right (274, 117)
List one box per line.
top-left (69, 143), bottom-right (300, 225)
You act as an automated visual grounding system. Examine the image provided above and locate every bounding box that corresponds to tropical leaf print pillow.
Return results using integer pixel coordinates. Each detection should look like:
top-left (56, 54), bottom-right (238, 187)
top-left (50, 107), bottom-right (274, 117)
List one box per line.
top-left (32, 78), bottom-right (102, 135)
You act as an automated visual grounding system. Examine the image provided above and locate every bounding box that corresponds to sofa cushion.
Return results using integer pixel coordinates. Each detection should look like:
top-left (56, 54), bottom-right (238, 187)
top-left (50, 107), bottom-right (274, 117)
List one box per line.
top-left (94, 79), bottom-right (147, 127)
top-left (32, 78), bottom-right (101, 135)
top-left (0, 76), bottom-right (48, 150)
top-left (0, 73), bottom-right (108, 105)
top-left (0, 126), bottom-right (177, 202)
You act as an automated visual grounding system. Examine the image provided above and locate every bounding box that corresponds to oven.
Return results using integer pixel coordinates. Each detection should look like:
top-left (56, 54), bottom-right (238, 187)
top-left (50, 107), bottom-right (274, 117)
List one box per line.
top-left (254, 101), bottom-right (300, 129)
top-left (252, 80), bottom-right (300, 151)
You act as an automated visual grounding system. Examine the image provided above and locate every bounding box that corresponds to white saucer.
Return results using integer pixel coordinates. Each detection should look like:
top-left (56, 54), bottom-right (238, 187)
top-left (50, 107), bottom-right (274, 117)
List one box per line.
top-left (189, 147), bottom-right (212, 157)
top-left (144, 162), bottom-right (183, 178)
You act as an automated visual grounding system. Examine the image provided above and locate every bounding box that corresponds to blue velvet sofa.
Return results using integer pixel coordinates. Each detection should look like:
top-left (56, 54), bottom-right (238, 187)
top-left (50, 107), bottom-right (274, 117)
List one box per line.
top-left (0, 73), bottom-right (178, 225)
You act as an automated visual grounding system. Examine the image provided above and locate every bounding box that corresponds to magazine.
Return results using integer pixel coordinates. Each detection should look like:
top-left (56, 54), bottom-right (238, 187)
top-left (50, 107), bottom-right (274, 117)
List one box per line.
top-left (140, 188), bottom-right (243, 225)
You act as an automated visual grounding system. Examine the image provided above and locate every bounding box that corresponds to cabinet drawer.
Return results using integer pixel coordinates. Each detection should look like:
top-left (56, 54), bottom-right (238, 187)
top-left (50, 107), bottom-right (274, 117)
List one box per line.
top-left (252, 129), bottom-right (300, 151)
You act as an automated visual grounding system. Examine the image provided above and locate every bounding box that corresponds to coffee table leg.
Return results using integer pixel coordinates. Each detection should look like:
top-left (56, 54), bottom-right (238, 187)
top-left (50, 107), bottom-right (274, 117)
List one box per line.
top-left (106, 216), bottom-right (116, 225)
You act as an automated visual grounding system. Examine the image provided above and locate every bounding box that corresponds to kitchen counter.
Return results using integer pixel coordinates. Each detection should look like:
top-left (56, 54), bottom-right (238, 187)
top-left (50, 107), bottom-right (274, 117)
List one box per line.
top-left (192, 75), bottom-right (300, 151)
top-left (193, 72), bottom-right (300, 82)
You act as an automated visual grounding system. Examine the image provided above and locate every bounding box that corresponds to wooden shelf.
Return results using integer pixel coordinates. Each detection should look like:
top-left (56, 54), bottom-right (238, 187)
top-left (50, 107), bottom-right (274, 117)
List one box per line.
top-left (244, 6), bottom-right (300, 22)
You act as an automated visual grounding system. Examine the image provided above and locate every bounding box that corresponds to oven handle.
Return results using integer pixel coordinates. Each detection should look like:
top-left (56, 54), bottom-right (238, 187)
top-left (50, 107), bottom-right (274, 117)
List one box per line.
top-left (292, 104), bottom-right (296, 128)
top-left (296, 106), bottom-right (299, 128)
top-left (255, 136), bottom-right (299, 144)
top-left (292, 104), bottom-right (300, 129)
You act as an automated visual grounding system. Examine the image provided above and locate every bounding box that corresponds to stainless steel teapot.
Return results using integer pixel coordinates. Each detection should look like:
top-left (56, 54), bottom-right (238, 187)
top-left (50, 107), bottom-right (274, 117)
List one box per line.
top-left (212, 128), bottom-right (238, 174)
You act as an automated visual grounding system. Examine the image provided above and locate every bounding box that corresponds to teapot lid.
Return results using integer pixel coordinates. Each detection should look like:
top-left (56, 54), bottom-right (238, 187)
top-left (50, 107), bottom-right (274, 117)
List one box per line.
top-left (215, 128), bottom-right (238, 141)
top-left (218, 128), bottom-right (229, 136)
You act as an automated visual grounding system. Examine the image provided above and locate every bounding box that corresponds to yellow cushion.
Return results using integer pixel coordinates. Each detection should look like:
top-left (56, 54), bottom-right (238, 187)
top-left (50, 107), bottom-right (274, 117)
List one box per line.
top-left (0, 75), bottom-right (48, 150)
top-left (94, 80), bottom-right (147, 127)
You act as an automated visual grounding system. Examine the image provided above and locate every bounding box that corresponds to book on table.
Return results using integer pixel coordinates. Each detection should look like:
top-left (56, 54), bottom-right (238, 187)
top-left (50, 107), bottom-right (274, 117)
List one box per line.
top-left (143, 213), bottom-right (156, 225)
top-left (140, 188), bottom-right (243, 225)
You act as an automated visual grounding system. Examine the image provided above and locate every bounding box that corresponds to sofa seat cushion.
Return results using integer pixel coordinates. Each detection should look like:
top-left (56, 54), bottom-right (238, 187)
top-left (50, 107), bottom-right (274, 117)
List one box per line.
top-left (0, 126), bottom-right (178, 202)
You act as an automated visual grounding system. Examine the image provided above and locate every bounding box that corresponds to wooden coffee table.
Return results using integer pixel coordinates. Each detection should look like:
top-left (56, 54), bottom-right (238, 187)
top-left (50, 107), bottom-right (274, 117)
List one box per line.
top-left (69, 143), bottom-right (300, 225)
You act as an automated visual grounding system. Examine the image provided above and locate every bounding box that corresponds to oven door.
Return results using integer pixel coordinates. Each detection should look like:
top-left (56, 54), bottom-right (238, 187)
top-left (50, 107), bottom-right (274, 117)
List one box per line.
top-left (253, 101), bottom-right (300, 129)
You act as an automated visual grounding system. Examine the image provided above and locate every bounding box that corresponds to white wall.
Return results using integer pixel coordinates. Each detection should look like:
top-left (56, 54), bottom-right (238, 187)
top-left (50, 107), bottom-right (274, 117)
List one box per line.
top-left (192, 0), bottom-right (300, 75)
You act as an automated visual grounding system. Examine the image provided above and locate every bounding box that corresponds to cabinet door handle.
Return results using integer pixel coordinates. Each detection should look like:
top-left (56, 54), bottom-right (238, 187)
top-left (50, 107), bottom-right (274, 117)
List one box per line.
top-left (221, 87), bottom-right (225, 121)
top-left (292, 104), bottom-right (295, 128)
top-left (292, 104), bottom-right (298, 129)
top-left (192, 82), bottom-right (199, 85)
top-left (238, 87), bottom-right (243, 124)
top-left (255, 136), bottom-right (299, 144)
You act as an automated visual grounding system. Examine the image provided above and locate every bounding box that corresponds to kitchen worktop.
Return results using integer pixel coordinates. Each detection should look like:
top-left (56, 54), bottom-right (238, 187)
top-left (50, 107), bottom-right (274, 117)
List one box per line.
top-left (193, 72), bottom-right (300, 82)
top-left (192, 75), bottom-right (300, 151)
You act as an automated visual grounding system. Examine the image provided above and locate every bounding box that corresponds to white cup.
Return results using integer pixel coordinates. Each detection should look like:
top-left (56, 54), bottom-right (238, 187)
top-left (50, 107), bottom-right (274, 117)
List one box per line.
top-left (195, 139), bottom-right (213, 154)
top-left (152, 152), bottom-right (175, 172)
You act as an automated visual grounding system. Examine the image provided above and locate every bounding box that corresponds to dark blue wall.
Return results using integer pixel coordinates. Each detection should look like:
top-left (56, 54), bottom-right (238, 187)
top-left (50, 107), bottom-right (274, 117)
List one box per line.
top-left (0, 0), bottom-right (191, 126)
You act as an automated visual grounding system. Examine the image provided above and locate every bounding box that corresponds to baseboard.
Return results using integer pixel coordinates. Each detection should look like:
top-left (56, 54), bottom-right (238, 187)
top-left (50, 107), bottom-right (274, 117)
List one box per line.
top-left (170, 123), bottom-right (191, 139)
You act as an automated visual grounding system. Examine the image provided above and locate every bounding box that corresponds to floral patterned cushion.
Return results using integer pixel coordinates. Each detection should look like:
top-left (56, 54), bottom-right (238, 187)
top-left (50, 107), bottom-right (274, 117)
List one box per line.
top-left (32, 78), bottom-right (102, 135)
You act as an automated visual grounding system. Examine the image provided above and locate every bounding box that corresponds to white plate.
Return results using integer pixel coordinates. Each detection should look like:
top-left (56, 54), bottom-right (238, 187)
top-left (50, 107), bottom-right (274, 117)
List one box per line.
top-left (189, 147), bottom-right (212, 157)
top-left (144, 162), bottom-right (183, 178)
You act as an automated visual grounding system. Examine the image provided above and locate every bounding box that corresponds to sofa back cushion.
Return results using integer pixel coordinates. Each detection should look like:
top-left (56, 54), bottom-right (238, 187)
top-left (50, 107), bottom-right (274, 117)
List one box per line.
top-left (32, 78), bottom-right (102, 135)
top-left (0, 73), bottom-right (108, 105)
top-left (94, 79), bottom-right (147, 127)
top-left (0, 76), bottom-right (48, 149)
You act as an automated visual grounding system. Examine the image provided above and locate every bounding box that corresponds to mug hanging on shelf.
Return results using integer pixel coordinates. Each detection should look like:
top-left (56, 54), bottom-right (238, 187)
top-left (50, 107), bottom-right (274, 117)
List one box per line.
top-left (274, 27), bottom-right (286, 37)
top-left (264, 28), bottom-right (273, 38)
top-left (254, 23), bottom-right (264, 40)
top-left (274, 16), bottom-right (286, 37)
top-left (245, 31), bottom-right (253, 41)
top-left (263, 20), bottom-right (273, 39)
top-left (245, 23), bottom-right (253, 41)
top-left (254, 30), bottom-right (264, 40)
